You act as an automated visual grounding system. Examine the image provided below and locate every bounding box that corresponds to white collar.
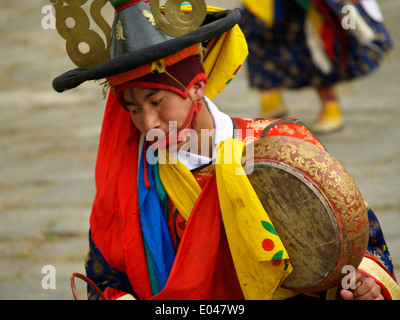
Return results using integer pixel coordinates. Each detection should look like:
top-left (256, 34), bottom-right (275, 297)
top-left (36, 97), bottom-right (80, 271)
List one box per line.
top-left (177, 96), bottom-right (233, 170)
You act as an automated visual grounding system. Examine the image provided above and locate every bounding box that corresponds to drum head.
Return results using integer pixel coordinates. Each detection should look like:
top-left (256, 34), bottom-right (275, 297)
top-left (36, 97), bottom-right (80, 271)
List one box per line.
top-left (245, 161), bottom-right (340, 290)
top-left (242, 136), bottom-right (369, 292)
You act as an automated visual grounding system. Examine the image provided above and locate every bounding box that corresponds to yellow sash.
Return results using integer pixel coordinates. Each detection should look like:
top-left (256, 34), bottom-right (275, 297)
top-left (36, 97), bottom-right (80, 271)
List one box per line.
top-left (359, 257), bottom-right (400, 300)
top-left (158, 151), bottom-right (201, 221)
top-left (176, 6), bottom-right (248, 100)
top-left (159, 138), bottom-right (294, 299)
top-left (215, 138), bottom-right (292, 299)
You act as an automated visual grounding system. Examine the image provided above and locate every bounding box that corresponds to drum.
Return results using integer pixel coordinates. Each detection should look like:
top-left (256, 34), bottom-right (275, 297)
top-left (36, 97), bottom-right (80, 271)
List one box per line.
top-left (242, 136), bottom-right (369, 292)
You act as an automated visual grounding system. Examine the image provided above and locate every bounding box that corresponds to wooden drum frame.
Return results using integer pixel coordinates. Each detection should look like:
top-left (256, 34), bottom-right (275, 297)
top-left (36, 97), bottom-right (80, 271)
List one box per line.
top-left (242, 136), bottom-right (369, 292)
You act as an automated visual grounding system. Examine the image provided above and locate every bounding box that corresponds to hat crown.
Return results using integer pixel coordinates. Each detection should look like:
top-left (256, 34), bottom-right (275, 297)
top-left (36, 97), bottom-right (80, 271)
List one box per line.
top-left (110, 2), bottom-right (173, 59)
top-left (51, 0), bottom-right (242, 93)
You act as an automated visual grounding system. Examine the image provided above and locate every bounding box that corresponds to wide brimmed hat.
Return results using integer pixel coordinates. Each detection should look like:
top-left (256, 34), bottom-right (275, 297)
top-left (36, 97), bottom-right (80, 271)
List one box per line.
top-left (52, 0), bottom-right (242, 93)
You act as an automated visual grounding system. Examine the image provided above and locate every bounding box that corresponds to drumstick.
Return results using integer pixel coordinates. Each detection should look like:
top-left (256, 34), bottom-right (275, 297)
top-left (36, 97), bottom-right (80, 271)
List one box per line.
top-left (354, 272), bottom-right (363, 290)
top-left (347, 270), bottom-right (362, 291)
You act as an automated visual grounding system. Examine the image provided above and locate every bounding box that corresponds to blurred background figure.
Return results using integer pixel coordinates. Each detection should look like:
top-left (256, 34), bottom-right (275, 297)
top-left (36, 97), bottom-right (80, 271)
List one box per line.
top-left (239, 0), bottom-right (392, 133)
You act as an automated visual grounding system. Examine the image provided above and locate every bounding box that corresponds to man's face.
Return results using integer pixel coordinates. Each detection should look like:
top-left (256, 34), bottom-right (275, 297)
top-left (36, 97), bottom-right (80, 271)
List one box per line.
top-left (122, 86), bottom-right (193, 147)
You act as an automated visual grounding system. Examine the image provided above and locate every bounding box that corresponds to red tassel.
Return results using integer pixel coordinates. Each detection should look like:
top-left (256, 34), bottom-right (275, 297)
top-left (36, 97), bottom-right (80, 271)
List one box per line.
top-left (143, 142), bottom-right (151, 188)
top-left (114, 0), bottom-right (149, 12)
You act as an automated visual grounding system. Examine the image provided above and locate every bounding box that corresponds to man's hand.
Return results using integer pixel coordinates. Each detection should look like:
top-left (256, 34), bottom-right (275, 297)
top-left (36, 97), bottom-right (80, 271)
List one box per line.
top-left (340, 274), bottom-right (384, 300)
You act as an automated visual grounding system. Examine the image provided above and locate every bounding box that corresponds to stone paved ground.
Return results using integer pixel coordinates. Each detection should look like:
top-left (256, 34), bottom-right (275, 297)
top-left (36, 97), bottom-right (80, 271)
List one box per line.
top-left (0, 0), bottom-right (399, 299)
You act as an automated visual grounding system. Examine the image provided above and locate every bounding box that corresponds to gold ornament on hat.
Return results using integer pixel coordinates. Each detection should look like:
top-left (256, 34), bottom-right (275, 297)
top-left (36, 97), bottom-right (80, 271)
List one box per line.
top-left (149, 0), bottom-right (207, 37)
top-left (51, 0), bottom-right (111, 69)
top-left (51, 0), bottom-right (207, 69)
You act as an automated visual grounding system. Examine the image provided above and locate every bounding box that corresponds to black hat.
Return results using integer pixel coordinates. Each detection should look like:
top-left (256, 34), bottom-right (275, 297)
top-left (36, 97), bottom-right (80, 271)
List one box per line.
top-left (52, 0), bottom-right (241, 93)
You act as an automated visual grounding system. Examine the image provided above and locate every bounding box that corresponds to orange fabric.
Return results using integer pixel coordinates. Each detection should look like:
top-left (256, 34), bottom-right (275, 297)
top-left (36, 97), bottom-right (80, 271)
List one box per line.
top-left (232, 117), bottom-right (325, 149)
top-left (107, 45), bottom-right (201, 87)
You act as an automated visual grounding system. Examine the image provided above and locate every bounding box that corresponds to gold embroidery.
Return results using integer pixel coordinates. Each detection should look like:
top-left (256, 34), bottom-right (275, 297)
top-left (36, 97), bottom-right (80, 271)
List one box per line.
top-left (142, 9), bottom-right (156, 26)
top-left (246, 119), bottom-right (272, 131)
top-left (93, 260), bottom-right (105, 275)
top-left (116, 20), bottom-right (125, 40)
